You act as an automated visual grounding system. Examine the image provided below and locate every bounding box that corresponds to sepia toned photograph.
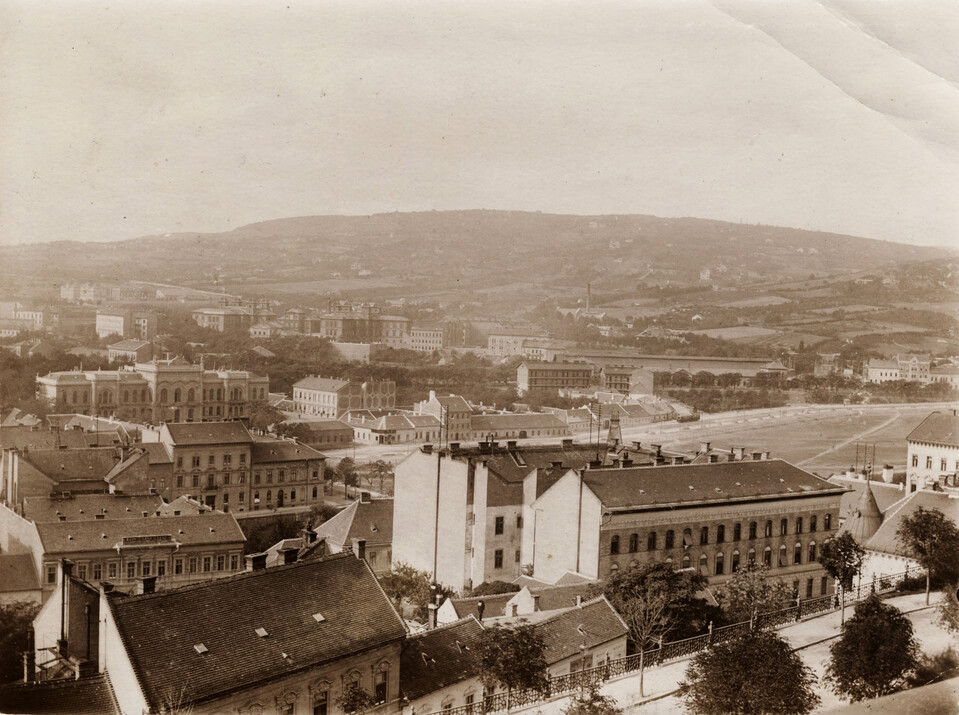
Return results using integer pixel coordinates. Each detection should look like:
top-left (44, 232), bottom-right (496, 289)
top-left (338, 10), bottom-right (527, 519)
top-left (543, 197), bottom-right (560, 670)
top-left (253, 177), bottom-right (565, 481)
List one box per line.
top-left (1, 1), bottom-right (958, 713)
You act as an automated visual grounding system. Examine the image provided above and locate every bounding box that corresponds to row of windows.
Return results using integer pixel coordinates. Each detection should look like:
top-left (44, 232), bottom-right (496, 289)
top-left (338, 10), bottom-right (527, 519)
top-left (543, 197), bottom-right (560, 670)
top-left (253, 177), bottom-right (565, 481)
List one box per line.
top-left (493, 515), bottom-right (523, 535)
top-left (493, 548), bottom-right (522, 569)
top-left (609, 541), bottom-right (821, 576)
top-left (45, 553), bottom-right (242, 584)
top-left (176, 453), bottom-right (248, 469)
top-left (609, 515), bottom-right (832, 554)
top-left (912, 454), bottom-right (958, 471)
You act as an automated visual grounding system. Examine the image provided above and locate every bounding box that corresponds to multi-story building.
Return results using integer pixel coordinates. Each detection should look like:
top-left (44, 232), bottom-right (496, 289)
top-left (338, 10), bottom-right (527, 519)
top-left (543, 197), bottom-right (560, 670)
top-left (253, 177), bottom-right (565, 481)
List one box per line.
top-left (315, 301), bottom-right (411, 348)
top-left (906, 410), bottom-right (959, 492)
top-left (516, 361), bottom-right (594, 396)
top-left (406, 327), bottom-right (444, 353)
top-left (250, 438), bottom-right (326, 511)
top-left (599, 366), bottom-right (654, 395)
top-left (159, 422), bottom-right (254, 511)
top-left (528, 459), bottom-right (844, 598)
top-left (487, 329), bottom-right (548, 357)
top-left (292, 376), bottom-right (396, 418)
top-left (95, 310), bottom-right (158, 340)
top-left (37, 358), bottom-right (270, 423)
top-left (107, 339), bottom-right (153, 363)
top-left (866, 354), bottom-right (933, 385)
top-left (414, 392), bottom-right (473, 443)
top-left (314, 493), bottom-right (393, 575)
top-left (930, 364), bottom-right (959, 388)
top-left (191, 306), bottom-right (254, 332)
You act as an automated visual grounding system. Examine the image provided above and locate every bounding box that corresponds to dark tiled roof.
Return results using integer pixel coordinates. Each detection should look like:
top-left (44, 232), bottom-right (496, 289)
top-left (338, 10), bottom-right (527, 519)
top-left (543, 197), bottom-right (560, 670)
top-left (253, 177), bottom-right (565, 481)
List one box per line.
top-left (0, 553), bottom-right (40, 593)
top-left (584, 459), bottom-right (843, 510)
top-left (828, 476), bottom-right (907, 522)
top-left (20, 447), bottom-right (120, 482)
top-left (108, 554), bottom-right (406, 709)
top-left (907, 411), bottom-right (959, 448)
top-left (314, 499), bottom-right (393, 549)
top-left (0, 675), bottom-right (119, 715)
top-left (295, 420), bottom-right (354, 433)
top-left (450, 593), bottom-right (514, 620)
top-left (865, 490), bottom-right (959, 556)
top-left (22, 494), bottom-right (164, 522)
top-left (452, 443), bottom-right (605, 483)
top-left (36, 513), bottom-right (245, 554)
top-left (139, 442), bottom-right (173, 463)
top-left (526, 583), bottom-right (599, 612)
top-left (400, 618), bottom-right (484, 701)
top-left (163, 421), bottom-right (253, 445)
top-left (533, 597), bottom-right (628, 665)
top-left (471, 413), bottom-right (568, 431)
top-left (251, 439), bottom-right (326, 463)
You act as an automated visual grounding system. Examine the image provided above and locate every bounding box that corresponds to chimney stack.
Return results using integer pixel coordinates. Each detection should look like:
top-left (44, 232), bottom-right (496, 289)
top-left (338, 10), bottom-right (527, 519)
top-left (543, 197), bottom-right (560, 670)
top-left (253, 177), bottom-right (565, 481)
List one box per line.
top-left (732, 446), bottom-right (745, 461)
top-left (352, 538), bottom-right (366, 561)
top-left (422, 444), bottom-right (433, 454)
top-left (428, 603), bottom-right (438, 630)
top-left (507, 440), bottom-right (517, 450)
top-left (882, 465), bottom-right (895, 483)
top-left (700, 442), bottom-right (711, 454)
top-left (360, 491), bottom-right (372, 504)
top-left (562, 438), bottom-right (573, 448)
top-left (282, 547), bottom-right (298, 565)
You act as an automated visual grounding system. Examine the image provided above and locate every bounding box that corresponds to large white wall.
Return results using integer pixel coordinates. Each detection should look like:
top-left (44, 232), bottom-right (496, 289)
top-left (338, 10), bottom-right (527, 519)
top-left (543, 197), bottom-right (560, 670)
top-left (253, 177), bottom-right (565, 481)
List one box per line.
top-left (531, 471), bottom-right (602, 583)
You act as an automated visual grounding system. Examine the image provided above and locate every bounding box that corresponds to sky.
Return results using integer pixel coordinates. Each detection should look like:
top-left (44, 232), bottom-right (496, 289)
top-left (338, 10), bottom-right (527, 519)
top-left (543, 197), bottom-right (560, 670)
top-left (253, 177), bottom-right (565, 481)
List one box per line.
top-left (1, 0), bottom-right (958, 247)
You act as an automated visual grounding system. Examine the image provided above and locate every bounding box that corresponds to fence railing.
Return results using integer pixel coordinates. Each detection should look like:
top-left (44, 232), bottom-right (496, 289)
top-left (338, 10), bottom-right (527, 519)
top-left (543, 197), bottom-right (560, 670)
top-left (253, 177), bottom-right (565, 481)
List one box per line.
top-left (421, 569), bottom-right (915, 715)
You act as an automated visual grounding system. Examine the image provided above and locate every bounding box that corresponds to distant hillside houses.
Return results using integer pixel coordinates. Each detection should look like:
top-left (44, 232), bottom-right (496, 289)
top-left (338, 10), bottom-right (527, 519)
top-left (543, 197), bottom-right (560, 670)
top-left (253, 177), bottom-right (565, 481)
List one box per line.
top-left (865, 353), bottom-right (932, 384)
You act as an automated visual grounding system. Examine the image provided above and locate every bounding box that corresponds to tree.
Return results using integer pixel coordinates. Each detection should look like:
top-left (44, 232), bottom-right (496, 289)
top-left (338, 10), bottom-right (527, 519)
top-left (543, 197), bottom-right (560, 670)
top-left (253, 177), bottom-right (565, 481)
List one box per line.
top-left (469, 580), bottom-right (521, 597)
top-left (716, 562), bottom-right (793, 624)
top-left (246, 403), bottom-right (285, 434)
top-left (368, 460), bottom-right (393, 493)
top-left (477, 622), bottom-right (549, 702)
top-left (563, 684), bottom-right (623, 715)
top-left (818, 532), bottom-right (865, 623)
top-left (907, 648), bottom-right (959, 688)
top-left (335, 681), bottom-right (377, 714)
top-left (0, 600), bottom-right (41, 683)
top-left (377, 562), bottom-right (451, 621)
top-left (825, 594), bottom-right (919, 701)
top-left (336, 457), bottom-right (359, 497)
top-left (680, 630), bottom-right (820, 714)
top-left (603, 562), bottom-right (716, 697)
top-left (896, 506), bottom-right (959, 605)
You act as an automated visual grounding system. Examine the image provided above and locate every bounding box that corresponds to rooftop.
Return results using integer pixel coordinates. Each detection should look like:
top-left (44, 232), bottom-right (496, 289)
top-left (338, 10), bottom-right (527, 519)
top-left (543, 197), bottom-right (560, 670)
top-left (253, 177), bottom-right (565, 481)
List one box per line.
top-left (400, 617), bottom-right (484, 701)
top-left (107, 339), bottom-right (151, 351)
top-left (865, 490), bottom-right (959, 556)
top-left (533, 597), bottom-right (628, 665)
top-left (19, 447), bottom-right (120, 482)
top-left (22, 494), bottom-right (164, 523)
top-left (293, 376), bottom-right (350, 392)
top-left (251, 439), bottom-right (326, 463)
top-left (107, 554), bottom-right (406, 710)
top-left (0, 553), bottom-right (40, 594)
top-left (907, 411), bottom-right (959, 448)
top-left (0, 674), bottom-right (119, 715)
top-left (314, 498), bottom-right (393, 547)
top-left (162, 421), bottom-right (253, 446)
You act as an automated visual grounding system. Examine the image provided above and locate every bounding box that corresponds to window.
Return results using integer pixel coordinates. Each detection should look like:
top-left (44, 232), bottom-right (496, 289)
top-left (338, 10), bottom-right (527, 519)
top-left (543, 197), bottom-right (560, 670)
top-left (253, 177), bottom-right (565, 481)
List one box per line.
top-left (189, 557), bottom-right (197, 573)
top-left (207, 474), bottom-right (215, 489)
top-left (732, 550), bottom-right (740, 572)
top-left (176, 456), bottom-right (183, 469)
top-left (176, 475), bottom-right (184, 488)
top-left (266, 471), bottom-right (273, 484)
top-left (610, 535), bottom-right (620, 555)
top-left (192, 474), bottom-right (199, 488)
top-left (266, 490), bottom-right (272, 502)
top-left (763, 547), bottom-right (772, 567)
top-left (216, 555), bottom-right (225, 571)
top-left (142, 561), bottom-right (151, 577)
top-left (733, 523), bottom-right (742, 541)
top-left (747, 548), bottom-right (756, 564)
top-left (108, 562), bottom-right (118, 579)
top-left (821, 576), bottom-right (828, 595)
top-left (313, 688), bottom-right (329, 715)
top-left (515, 549), bottom-right (521, 563)
top-left (699, 554), bottom-right (708, 574)
top-left (780, 518), bottom-right (788, 536)
top-left (311, 487), bottom-right (317, 499)
top-left (230, 554), bottom-right (239, 571)
top-left (223, 473), bottom-right (230, 485)
top-left (665, 530), bottom-right (674, 549)
top-left (779, 544), bottom-right (787, 567)
top-left (516, 515), bottom-right (523, 529)
top-left (806, 578), bottom-right (814, 598)
top-left (254, 472), bottom-right (261, 484)
top-left (824, 513), bottom-right (832, 531)
top-left (808, 542), bottom-right (817, 562)
top-left (764, 520), bottom-right (772, 538)
top-left (127, 562), bottom-right (137, 579)
top-left (796, 517), bottom-right (803, 534)
top-left (494, 549), bottom-right (503, 569)
top-left (93, 563), bottom-right (102, 581)
top-left (290, 489), bottom-right (295, 501)
top-left (681, 553), bottom-right (691, 569)
top-left (926, 456), bottom-right (933, 469)
top-left (810, 515), bottom-right (817, 532)
top-left (792, 580), bottom-right (800, 597)
top-left (716, 525), bottom-right (725, 544)
top-left (192, 456), bottom-right (201, 468)
top-left (494, 516), bottom-right (504, 535)
top-left (203, 556), bottom-right (212, 572)
top-left (942, 458), bottom-right (948, 471)
top-left (912, 454), bottom-right (918, 467)
top-left (715, 552), bottom-right (724, 575)
top-left (279, 470), bottom-right (285, 483)
top-left (174, 559), bottom-right (183, 575)
top-left (794, 542), bottom-right (802, 564)
top-left (46, 564), bottom-right (57, 584)
top-left (645, 532), bottom-right (656, 551)
top-left (700, 526), bottom-right (709, 545)
top-left (157, 560), bottom-right (166, 577)
top-left (749, 522), bottom-right (757, 540)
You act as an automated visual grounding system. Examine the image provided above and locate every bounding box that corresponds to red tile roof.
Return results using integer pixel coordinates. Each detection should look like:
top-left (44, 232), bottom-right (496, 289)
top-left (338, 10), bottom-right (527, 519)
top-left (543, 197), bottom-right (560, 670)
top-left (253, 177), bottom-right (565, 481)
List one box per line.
top-left (107, 553), bottom-right (406, 710)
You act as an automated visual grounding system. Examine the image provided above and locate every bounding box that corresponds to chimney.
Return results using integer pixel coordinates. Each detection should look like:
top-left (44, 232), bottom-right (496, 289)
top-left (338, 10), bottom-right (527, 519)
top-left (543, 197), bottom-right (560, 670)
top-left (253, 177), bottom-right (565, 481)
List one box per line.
top-left (428, 603), bottom-right (438, 629)
top-left (23, 628), bottom-right (35, 683)
top-left (733, 446), bottom-right (745, 461)
top-left (551, 461), bottom-right (563, 469)
top-left (652, 444), bottom-right (662, 458)
top-left (700, 442), bottom-right (711, 454)
top-left (137, 576), bottom-right (157, 595)
top-left (429, 390), bottom-right (436, 402)
top-left (301, 527), bottom-right (318, 544)
top-left (449, 442), bottom-right (460, 452)
top-left (507, 440), bottom-right (517, 450)
top-left (99, 582), bottom-right (115, 595)
top-left (761, 451), bottom-right (770, 460)
top-left (576, 595), bottom-right (583, 607)
top-left (532, 594), bottom-right (541, 612)
top-left (360, 491), bottom-right (372, 504)
top-left (751, 452), bottom-right (762, 461)
top-left (352, 538), bottom-right (366, 561)
top-left (882, 465), bottom-right (895, 483)
top-left (562, 439), bottom-right (573, 448)
top-left (622, 458), bottom-right (633, 467)
top-left (672, 456), bottom-right (684, 465)
top-left (708, 454), bottom-right (719, 463)
top-left (246, 553), bottom-right (268, 572)
top-left (422, 444), bottom-right (433, 454)
top-left (476, 600), bottom-right (485, 621)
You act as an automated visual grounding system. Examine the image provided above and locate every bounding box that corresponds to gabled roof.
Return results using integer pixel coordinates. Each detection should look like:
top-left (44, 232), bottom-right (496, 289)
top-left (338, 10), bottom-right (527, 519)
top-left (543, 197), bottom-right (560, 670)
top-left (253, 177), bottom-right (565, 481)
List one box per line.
top-left (828, 476), bottom-right (906, 521)
top-left (532, 597), bottom-right (628, 665)
top-left (400, 617), bottom-right (484, 701)
top-left (293, 376), bottom-right (349, 392)
top-left (907, 411), bottom-right (959, 448)
top-left (22, 494), bottom-right (164, 522)
top-left (0, 674), bottom-right (120, 715)
top-left (448, 592), bottom-right (515, 620)
top-left (108, 339), bottom-right (151, 351)
top-left (433, 394), bottom-right (473, 412)
top-left (471, 413), bottom-right (568, 431)
top-left (251, 439), bottom-right (326, 463)
top-left (36, 513), bottom-right (245, 554)
top-left (291, 419), bottom-right (354, 433)
top-left (451, 443), bottom-right (605, 484)
top-left (107, 554), bottom-right (406, 710)
top-left (139, 442), bottom-right (173, 464)
top-left (0, 553), bottom-right (40, 594)
top-left (314, 499), bottom-right (393, 548)
top-left (865, 490), bottom-right (959, 556)
top-left (20, 447), bottom-right (120, 482)
top-left (162, 421), bottom-right (253, 446)
top-left (583, 459), bottom-right (844, 511)
top-left (0, 425), bottom-right (88, 451)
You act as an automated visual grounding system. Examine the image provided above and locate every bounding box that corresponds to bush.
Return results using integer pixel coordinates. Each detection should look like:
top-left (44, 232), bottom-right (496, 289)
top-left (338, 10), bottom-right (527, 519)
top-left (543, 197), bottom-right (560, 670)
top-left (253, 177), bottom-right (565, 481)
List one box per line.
top-left (908, 648), bottom-right (959, 688)
top-left (468, 580), bottom-right (521, 597)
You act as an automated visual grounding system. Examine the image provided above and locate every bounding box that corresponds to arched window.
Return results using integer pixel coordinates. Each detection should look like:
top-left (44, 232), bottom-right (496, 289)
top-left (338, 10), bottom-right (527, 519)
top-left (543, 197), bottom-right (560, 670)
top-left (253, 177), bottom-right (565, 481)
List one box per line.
top-left (216, 388), bottom-right (223, 400)
top-left (763, 546), bottom-right (772, 567)
top-left (188, 388), bottom-right (195, 403)
top-left (683, 528), bottom-right (693, 548)
top-left (700, 526), bottom-right (709, 545)
top-left (665, 530), bottom-right (675, 549)
top-left (808, 541), bottom-right (817, 562)
top-left (141, 388), bottom-right (146, 401)
top-left (174, 388), bottom-right (181, 403)
top-left (647, 532), bottom-right (657, 551)
top-left (290, 489), bottom-right (296, 501)
top-left (681, 553), bottom-right (691, 569)
top-left (82, 392), bottom-right (88, 403)
top-left (764, 520), bottom-right (773, 538)
top-left (715, 552), bottom-right (724, 575)
top-left (794, 542), bottom-right (802, 564)
top-left (779, 544), bottom-right (787, 567)
top-left (71, 392), bottom-right (77, 404)
top-left (629, 559), bottom-right (639, 570)
top-left (610, 535), bottom-right (620, 555)
top-left (629, 534), bottom-right (639, 553)
top-left (160, 388), bottom-right (168, 404)
top-left (749, 522), bottom-right (757, 540)
top-left (122, 390), bottom-right (128, 402)
top-left (665, 556), bottom-right (673, 564)
top-left (824, 513), bottom-right (832, 531)
top-left (266, 490), bottom-right (272, 502)
top-left (254, 490), bottom-right (260, 503)
top-left (732, 550), bottom-right (740, 572)
top-left (733, 523), bottom-right (741, 541)
top-left (747, 548), bottom-right (756, 564)
top-left (312, 486), bottom-right (318, 499)
top-left (609, 563), bottom-right (619, 576)
top-left (796, 517), bottom-right (803, 534)
top-left (699, 554), bottom-right (708, 575)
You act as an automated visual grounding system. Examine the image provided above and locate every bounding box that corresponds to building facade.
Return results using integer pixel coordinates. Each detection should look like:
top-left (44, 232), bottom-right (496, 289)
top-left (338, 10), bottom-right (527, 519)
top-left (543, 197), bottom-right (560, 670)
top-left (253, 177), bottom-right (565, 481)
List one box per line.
top-left (95, 310), bottom-right (158, 340)
top-left (293, 377), bottom-right (397, 418)
top-left (906, 410), bottom-right (959, 492)
top-left (406, 327), bottom-right (444, 353)
top-left (315, 302), bottom-right (410, 348)
top-left (516, 362), bottom-right (594, 395)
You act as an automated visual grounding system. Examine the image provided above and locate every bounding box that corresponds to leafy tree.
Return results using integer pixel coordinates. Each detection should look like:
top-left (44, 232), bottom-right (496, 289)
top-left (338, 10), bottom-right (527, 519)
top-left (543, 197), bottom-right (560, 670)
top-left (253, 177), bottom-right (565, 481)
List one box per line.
top-left (716, 562), bottom-right (793, 624)
top-left (818, 532), bottom-right (865, 623)
top-left (896, 506), bottom-right (959, 605)
top-left (378, 562), bottom-right (451, 621)
top-left (469, 580), bottom-right (521, 597)
top-left (477, 622), bottom-right (550, 700)
top-left (335, 681), bottom-right (377, 714)
top-left (336, 457), bottom-right (359, 497)
top-left (368, 460), bottom-right (394, 493)
top-left (680, 630), bottom-right (820, 715)
top-left (246, 402), bottom-right (285, 434)
top-left (603, 562), bottom-right (716, 696)
top-left (0, 600), bottom-right (40, 683)
top-left (825, 594), bottom-right (919, 701)
top-left (907, 648), bottom-right (959, 688)
top-left (562, 684), bottom-right (623, 715)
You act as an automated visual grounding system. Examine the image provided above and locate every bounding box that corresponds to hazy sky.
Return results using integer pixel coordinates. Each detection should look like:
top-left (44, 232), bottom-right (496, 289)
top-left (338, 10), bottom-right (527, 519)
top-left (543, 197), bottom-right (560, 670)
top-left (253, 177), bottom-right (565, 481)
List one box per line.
top-left (2, 0), bottom-right (958, 247)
